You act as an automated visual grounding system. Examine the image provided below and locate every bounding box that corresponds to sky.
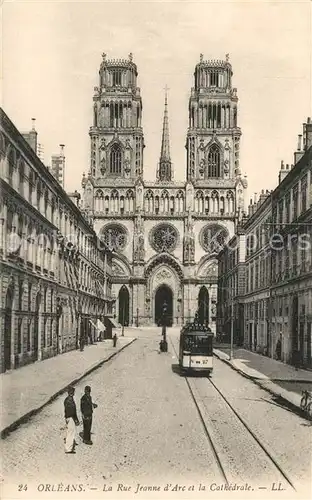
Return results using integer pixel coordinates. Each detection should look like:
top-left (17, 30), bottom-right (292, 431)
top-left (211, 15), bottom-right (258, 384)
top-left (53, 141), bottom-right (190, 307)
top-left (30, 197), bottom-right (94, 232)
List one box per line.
top-left (2, 0), bottom-right (312, 201)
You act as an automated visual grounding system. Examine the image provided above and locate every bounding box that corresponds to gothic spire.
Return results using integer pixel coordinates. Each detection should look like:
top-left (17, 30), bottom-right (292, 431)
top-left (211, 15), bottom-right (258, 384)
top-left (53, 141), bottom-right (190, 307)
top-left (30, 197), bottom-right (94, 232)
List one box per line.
top-left (158, 86), bottom-right (173, 181)
top-left (160, 87), bottom-right (171, 162)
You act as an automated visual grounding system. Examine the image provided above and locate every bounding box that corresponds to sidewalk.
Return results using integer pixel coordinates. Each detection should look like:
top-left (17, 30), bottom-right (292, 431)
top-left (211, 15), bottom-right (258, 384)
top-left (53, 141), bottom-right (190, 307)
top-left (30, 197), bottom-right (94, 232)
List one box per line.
top-left (214, 346), bottom-right (312, 415)
top-left (1, 335), bottom-right (136, 438)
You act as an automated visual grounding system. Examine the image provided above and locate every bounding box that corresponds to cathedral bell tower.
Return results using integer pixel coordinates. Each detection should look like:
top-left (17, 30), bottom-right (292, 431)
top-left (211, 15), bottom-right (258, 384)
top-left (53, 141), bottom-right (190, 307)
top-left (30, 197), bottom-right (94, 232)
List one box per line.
top-left (186, 54), bottom-right (241, 183)
top-left (89, 53), bottom-right (145, 181)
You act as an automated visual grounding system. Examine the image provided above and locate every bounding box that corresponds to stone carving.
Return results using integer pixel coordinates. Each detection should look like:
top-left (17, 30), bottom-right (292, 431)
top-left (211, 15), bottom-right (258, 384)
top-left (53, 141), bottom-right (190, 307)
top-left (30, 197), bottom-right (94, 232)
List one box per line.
top-left (199, 158), bottom-right (205, 176)
top-left (133, 214), bottom-right (145, 262)
top-left (205, 263), bottom-right (218, 276)
top-left (102, 224), bottom-right (127, 252)
top-left (186, 184), bottom-right (193, 210)
top-left (112, 262), bottom-right (126, 276)
top-left (183, 212), bottom-right (195, 263)
top-left (151, 224), bottom-right (178, 253)
top-left (211, 302), bottom-right (217, 316)
top-left (124, 158), bottom-right (131, 175)
top-left (186, 211), bottom-right (194, 233)
top-left (200, 224), bottom-right (228, 253)
top-left (93, 103), bottom-right (98, 127)
top-left (155, 269), bottom-right (172, 281)
top-left (100, 157), bottom-right (106, 175)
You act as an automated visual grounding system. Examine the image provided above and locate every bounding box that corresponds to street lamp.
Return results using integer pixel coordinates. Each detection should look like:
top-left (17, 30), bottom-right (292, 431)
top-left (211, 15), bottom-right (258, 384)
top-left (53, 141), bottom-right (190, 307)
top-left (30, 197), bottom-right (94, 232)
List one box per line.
top-left (159, 301), bottom-right (168, 352)
top-left (230, 290), bottom-right (234, 360)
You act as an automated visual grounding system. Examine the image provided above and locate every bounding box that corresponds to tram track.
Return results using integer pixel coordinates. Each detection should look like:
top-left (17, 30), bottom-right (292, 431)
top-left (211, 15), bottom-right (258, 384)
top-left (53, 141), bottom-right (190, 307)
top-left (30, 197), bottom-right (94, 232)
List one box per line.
top-left (168, 334), bottom-right (297, 492)
top-left (206, 376), bottom-right (296, 491)
top-left (169, 336), bottom-right (229, 484)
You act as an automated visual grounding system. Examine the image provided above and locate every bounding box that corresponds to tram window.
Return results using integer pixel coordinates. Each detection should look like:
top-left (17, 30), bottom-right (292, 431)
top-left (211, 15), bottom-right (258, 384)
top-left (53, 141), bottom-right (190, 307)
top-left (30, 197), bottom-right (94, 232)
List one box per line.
top-left (182, 335), bottom-right (212, 354)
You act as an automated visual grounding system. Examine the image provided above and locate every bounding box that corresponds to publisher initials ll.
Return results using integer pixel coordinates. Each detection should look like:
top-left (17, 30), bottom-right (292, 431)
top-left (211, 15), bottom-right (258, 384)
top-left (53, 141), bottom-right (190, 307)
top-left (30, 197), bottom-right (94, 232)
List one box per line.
top-left (272, 482), bottom-right (283, 491)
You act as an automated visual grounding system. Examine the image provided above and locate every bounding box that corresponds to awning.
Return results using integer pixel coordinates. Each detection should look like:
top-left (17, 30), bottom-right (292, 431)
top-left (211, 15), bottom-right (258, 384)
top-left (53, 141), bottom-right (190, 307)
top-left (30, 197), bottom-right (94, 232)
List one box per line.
top-left (97, 319), bottom-right (105, 331)
top-left (104, 316), bottom-right (119, 328)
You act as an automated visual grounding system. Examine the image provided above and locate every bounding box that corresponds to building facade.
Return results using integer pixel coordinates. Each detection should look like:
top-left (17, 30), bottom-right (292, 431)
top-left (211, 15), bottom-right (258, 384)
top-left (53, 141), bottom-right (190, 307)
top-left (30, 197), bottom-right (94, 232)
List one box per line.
top-left (218, 118), bottom-right (312, 368)
top-left (217, 227), bottom-right (246, 345)
top-left (0, 109), bottom-right (114, 373)
top-left (81, 53), bottom-right (248, 329)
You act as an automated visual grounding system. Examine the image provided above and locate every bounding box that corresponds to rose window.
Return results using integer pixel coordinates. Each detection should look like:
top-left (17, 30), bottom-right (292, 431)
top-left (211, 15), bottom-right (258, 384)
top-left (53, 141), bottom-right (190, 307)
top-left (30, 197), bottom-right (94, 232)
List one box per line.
top-left (101, 224), bottom-right (127, 252)
top-left (151, 224), bottom-right (178, 253)
top-left (200, 224), bottom-right (228, 253)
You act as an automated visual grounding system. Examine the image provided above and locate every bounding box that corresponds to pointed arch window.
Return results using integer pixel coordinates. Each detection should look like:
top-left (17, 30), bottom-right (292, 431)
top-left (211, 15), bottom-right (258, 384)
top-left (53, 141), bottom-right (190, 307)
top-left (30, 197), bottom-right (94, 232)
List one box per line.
top-left (109, 144), bottom-right (122, 174)
top-left (207, 144), bottom-right (220, 178)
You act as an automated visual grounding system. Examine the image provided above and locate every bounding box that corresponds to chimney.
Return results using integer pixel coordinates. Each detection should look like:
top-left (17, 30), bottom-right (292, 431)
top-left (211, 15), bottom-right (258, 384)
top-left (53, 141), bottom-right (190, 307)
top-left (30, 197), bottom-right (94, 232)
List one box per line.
top-left (241, 212), bottom-right (248, 225)
top-left (258, 189), bottom-right (267, 205)
top-left (303, 117), bottom-right (312, 150)
top-left (278, 160), bottom-right (289, 184)
top-left (50, 144), bottom-right (65, 188)
top-left (294, 134), bottom-right (304, 164)
top-left (67, 190), bottom-right (81, 207)
top-left (22, 117), bottom-right (38, 153)
top-left (248, 198), bottom-right (253, 217)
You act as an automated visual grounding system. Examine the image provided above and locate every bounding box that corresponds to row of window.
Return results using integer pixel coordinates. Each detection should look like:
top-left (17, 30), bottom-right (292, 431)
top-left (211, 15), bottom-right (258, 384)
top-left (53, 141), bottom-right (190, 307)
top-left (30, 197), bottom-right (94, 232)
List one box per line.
top-left (1, 128), bottom-right (113, 305)
top-left (93, 143), bottom-right (229, 179)
top-left (195, 68), bottom-right (231, 89)
top-left (189, 104), bottom-right (237, 130)
top-left (1, 146), bottom-right (108, 266)
top-left (93, 188), bottom-right (235, 215)
top-left (274, 170), bottom-right (312, 225)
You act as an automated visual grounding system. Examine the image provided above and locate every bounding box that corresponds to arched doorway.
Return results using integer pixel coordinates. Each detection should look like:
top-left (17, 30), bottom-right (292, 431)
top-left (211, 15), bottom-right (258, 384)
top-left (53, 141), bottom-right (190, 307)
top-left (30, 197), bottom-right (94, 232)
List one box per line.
top-left (33, 293), bottom-right (41, 360)
top-left (198, 286), bottom-right (209, 326)
top-left (4, 285), bottom-right (14, 371)
top-left (118, 286), bottom-right (129, 326)
top-left (155, 285), bottom-right (173, 327)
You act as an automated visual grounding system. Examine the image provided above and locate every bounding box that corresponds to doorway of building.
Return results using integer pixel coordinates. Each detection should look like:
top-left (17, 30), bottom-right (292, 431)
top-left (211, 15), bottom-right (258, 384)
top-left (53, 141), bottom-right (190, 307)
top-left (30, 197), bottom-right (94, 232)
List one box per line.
top-left (292, 295), bottom-right (299, 364)
top-left (118, 286), bottom-right (129, 326)
top-left (4, 285), bottom-right (14, 371)
top-left (154, 285), bottom-right (173, 326)
top-left (33, 292), bottom-right (41, 360)
top-left (198, 286), bottom-right (209, 326)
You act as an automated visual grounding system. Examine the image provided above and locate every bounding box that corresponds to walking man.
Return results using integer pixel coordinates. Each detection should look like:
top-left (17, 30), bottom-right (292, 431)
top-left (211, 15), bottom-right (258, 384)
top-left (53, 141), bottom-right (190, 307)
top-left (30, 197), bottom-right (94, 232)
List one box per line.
top-left (64, 386), bottom-right (79, 454)
top-left (80, 385), bottom-right (98, 445)
top-left (113, 333), bottom-right (117, 347)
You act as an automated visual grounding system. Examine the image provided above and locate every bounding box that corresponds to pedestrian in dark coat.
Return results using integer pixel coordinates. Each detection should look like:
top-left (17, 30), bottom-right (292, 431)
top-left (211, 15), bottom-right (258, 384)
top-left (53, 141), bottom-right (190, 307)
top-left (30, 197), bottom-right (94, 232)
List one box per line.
top-left (275, 337), bottom-right (282, 361)
top-left (64, 386), bottom-right (79, 454)
top-left (80, 386), bottom-right (97, 445)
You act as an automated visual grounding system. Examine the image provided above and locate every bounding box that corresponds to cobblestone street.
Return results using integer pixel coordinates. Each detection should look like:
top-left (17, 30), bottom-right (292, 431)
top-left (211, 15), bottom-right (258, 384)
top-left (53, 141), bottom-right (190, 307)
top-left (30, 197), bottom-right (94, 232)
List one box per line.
top-left (1, 329), bottom-right (311, 500)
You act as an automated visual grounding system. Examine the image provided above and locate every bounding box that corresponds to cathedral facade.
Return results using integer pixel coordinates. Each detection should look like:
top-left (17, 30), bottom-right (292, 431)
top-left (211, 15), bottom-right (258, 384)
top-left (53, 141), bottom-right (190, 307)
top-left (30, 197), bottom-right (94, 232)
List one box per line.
top-left (81, 53), bottom-right (247, 330)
